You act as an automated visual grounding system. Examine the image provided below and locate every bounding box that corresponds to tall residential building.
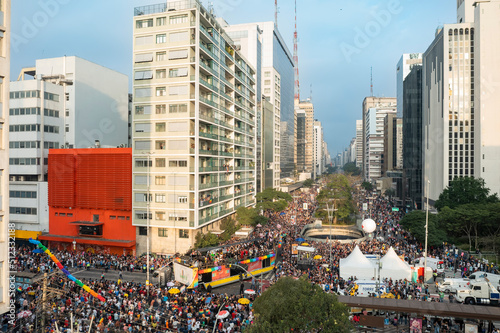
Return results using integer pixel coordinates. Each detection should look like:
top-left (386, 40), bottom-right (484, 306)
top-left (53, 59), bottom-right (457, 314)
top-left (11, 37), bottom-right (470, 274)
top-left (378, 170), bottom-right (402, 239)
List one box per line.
top-left (361, 97), bottom-right (396, 177)
top-left (259, 96), bottom-right (276, 190)
top-left (0, 0), bottom-right (10, 316)
top-left (9, 58), bottom-right (128, 240)
top-left (403, 66), bottom-right (423, 209)
top-left (313, 120), bottom-right (323, 177)
top-left (355, 120), bottom-right (363, 167)
top-left (295, 109), bottom-right (306, 172)
top-left (423, 0), bottom-right (500, 203)
top-left (221, 21), bottom-right (294, 178)
top-left (349, 137), bottom-right (356, 164)
top-left (296, 99), bottom-right (314, 176)
top-left (396, 53), bottom-right (423, 118)
top-left (133, 1), bottom-right (257, 255)
top-left (382, 114), bottom-right (403, 175)
top-left (364, 106), bottom-right (397, 181)
top-left (220, 22), bottom-right (281, 188)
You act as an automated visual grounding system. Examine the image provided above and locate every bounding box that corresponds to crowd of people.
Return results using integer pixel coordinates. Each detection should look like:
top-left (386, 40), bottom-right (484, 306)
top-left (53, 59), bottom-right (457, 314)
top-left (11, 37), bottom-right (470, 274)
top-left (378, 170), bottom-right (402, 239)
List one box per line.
top-left (4, 180), bottom-right (499, 332)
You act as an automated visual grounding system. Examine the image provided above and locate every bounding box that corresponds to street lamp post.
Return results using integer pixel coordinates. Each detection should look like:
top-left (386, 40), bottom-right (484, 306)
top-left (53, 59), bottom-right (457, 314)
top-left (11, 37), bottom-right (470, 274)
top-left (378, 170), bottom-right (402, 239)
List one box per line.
top-left (212, 302), bottom-right (227, 333)
top-left (230, 263), bottom-right (263, 294)
top-left (423, 179), bottom-right (430, 284)
top-left (326, 202), bottom-right (337, 269)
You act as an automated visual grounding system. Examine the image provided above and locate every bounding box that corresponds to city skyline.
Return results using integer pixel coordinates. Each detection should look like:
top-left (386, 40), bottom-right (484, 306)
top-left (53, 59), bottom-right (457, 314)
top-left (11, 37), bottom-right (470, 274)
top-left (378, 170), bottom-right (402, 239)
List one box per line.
top-left (11, 0), bottom-right (455, 155)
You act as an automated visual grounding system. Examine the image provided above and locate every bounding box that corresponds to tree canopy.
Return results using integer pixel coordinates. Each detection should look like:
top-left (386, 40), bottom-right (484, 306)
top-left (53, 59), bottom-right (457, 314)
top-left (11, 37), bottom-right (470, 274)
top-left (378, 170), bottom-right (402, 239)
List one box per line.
top-left (317, 174), bottom-right (356, 223)
top-left (246, 276), bottom-right (352, 333)
top-left (343, 162), bottom-right (361, 176)
top-left (236, 207), bottom-right (269, 227)
top-left (435, 177), bottom-right (499, 211)
top-left (256, 188), bottom-right (292, 212)
top-left (303, 179), bottom-right (314, 188)
top-left (399, 211), bottom-right (447, 247)
top-left (361, 181), bottom-right (374, 192)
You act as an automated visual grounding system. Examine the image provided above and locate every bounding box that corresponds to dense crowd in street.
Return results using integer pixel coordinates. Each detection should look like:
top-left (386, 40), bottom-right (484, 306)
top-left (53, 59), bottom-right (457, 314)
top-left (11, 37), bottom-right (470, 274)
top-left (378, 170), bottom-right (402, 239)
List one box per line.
top-left (4, 180), bottom-right (500, 332)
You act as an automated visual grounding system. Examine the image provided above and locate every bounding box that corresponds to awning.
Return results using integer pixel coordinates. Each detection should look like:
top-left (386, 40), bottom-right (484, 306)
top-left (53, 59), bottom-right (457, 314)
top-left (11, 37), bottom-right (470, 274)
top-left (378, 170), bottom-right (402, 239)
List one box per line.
top-left (39, 234), bottom-right (135, 248)
top-left (15, 230), bottom-right (42, 240)
top-left (296, 246), bottom-right (315, 252)
top-left (69, 221), bottom-right (104, 226)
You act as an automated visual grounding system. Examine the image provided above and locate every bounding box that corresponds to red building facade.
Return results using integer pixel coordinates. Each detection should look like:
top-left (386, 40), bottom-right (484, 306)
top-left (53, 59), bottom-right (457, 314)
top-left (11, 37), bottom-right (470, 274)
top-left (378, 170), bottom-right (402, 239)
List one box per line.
top-left (40, 148), bottom-right (135, 255)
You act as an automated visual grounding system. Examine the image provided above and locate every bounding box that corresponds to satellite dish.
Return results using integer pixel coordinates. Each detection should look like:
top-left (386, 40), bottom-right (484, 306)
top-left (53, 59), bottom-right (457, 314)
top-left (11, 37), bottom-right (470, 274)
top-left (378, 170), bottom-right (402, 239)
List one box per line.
top-left (361, 219), bottom-right (376, 233)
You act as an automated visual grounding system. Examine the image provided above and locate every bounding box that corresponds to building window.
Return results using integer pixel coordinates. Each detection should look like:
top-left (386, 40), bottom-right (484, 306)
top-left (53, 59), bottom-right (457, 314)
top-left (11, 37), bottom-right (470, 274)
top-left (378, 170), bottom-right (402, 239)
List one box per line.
top-left (136, 212), bottom-right (152, 220)
top-left (169, 104), bottom-right (188, 113)
top-left (155, 140), bottom-right (166, 150)
top-left (156, 17), bottom-right (166, 26)
top-left (155, 122), bottom-right (166, 132)
top-left (169, 85), bottom-right (188, 96)
top-left (156, 158), bottom-right (166, 167)
top-left (178, 196), bottom-right (188, 203)
top-left (10, 207), bottom-right (37, 215)
top-left (135, 105), bottom-right (152, 115)
top-left (169, 14), bottom-right (188, 24)
top-left (156, 34), bottom-right (167, 44)
top-left (136, 19), bottom-right (153, 28)
top-left (169, 31), bottom-right (189, 42)
top-left (156, 51), bottom-right (167, 61)
top-left (169, 49), bottom-right (188, 60)
top-left (169, 160), bottom-right (188, 167)
top-left (135, 193), bottom-right (152, 202)
top-left (179, 229), bottom-right (189, 238)
top-left (158, 228), bottom-right (168, 237)
top-left (110, 216), bottom-right (116, 220)
top-left (138, 227), bottom-right (148, 236)
top-left (135, 159), bottom-right (152, 168)
top-left (169, 68), bottom-right (188, 78)
top-left (118, 216), bottom-right (125, 220)
top-left (156, 69), bottom-right (166, 79)
top-left (156, 211), bottom-right (166, 221)
top-left (156, 105), bottom-right (166, 114)
top-left (9, 191), bottom-right (37, 198)
top-left (155, 176), bottom-right (166, 185)
top-left (155, 194), bottom-right (166, 203)
top-left (156, 87), bottom-right (166, 96)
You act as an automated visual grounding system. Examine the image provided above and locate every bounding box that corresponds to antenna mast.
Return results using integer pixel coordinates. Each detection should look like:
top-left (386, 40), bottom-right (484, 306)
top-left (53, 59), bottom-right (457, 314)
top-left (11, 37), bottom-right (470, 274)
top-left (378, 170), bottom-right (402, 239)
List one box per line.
top-left (275, 0), bottom-right (278, 28)
top-left (370, 67), bottom-right (373, 96)
top-left (293, 0), bottom-right (300, 102)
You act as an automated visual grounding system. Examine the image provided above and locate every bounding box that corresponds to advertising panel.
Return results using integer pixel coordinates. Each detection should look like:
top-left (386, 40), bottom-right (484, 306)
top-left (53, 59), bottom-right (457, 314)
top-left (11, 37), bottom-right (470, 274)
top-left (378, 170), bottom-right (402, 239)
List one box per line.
top-left (247, 260), bottom-right (262, 272)
top-left (174, 262), bottom-right (195, 286)
top-left (212, 266), bottom-right (230, 281)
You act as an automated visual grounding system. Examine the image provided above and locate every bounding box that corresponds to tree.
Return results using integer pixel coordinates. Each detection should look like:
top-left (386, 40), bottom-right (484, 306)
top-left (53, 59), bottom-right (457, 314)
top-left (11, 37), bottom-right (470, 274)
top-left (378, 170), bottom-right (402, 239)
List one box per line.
top-left (317, 174), bottom-right (356, 223)
top-left (343, 162), bottom-right (361, 176)
top-left (384, 189), bottom-right (395, 198)
top-left (194, 231), bottom-right (219, 249)
top-left (256, 188), bottom-right (292, 213)
top-left (246, 277), bottom-right (352, 333)
top-left (361, 181), bottom-right (374, 192)
top-left (303, 179), bottom-right (314, 188)
top-left (399, 211), bottom-right (447, 247)
top-left (435, 177), bottom-right (499, 211)
top-left (236, 207), bottom-right (269, 227)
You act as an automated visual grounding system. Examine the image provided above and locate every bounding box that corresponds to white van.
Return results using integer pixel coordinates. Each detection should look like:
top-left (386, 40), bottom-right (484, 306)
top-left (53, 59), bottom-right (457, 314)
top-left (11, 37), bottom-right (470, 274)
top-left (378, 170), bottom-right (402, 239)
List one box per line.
top-left (348, 280), bottom-right (387, 297)
top-left (438, 278), bottom-right (470, 293)
top-left (468, 271), bottom-right (500, 289)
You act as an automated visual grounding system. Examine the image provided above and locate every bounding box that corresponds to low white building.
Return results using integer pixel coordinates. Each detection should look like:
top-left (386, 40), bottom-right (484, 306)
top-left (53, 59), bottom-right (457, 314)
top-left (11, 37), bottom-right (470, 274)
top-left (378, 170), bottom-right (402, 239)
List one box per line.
top-left (9, 56), bottom-right (129, 239)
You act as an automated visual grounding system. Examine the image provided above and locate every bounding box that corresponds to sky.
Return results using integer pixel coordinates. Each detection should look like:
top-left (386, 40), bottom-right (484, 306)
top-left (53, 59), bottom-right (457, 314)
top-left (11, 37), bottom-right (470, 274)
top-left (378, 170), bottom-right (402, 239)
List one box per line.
top-left (11, 0), bottom-right (456, 156)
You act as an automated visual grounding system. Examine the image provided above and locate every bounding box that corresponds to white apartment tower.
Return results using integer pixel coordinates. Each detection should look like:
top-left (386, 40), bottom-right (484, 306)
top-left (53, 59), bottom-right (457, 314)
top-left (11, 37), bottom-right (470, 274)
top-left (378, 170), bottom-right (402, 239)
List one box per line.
top-left (423, 0), bottom-right (500, 202)
top-left (220, 22), bottom-right (281, 189)
top-left (355, 119), bottom-right (363, 168)
top-left (0, 0), bottom-right (10, 315)
top-left (313, 120), bottom-right (323, 177)
top-left (8, 57), bottom-right (128, 238)
top-left (364, 107), bottom-right (397, 181)
top-left (133, 1), bottom-right (257, 255)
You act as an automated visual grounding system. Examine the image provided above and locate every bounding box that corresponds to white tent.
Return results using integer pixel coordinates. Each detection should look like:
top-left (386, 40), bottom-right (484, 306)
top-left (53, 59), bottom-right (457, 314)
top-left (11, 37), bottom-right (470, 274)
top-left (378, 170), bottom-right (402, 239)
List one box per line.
top-left (379, 247), bottom-right (411, 280)
top-left (339, 246), bottom-right (375, 280)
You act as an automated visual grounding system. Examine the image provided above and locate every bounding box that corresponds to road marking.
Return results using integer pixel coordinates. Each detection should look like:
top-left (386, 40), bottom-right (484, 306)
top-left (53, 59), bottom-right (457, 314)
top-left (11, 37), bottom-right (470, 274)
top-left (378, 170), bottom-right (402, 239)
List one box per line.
top-left (71, 269), bottom-right (87, 275)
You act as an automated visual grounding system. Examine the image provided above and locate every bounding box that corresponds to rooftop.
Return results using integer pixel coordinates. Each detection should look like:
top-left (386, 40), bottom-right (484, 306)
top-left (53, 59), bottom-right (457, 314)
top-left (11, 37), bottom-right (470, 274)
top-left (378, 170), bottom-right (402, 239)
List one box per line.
top-left (134, 0), bottom-right (200, 16)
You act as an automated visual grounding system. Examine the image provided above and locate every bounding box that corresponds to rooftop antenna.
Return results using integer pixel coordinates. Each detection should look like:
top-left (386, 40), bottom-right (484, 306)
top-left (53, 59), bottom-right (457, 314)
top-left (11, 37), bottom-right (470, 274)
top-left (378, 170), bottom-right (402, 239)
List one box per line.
top-left (370, 67), bottom-right (374, 97)
top-left (275, 0), bottom-right (279, 28)
top-left (293, 0), bottom-right (300, 102)
top-left (310, 84), bottom-right (313, 102)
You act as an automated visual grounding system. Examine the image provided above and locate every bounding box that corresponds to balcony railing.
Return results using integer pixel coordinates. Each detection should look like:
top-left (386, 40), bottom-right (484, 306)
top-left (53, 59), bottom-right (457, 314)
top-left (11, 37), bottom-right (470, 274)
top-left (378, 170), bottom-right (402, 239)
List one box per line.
top-left (199, 96), bottom-right (218, 108)
top-left (199, 182), bottom-right (217, 190)
top-left (219, 208), bottom-right (233, 216)
top-left (200, 78), bottom-right (219, 93)
top-left (199, 149), bottom-right (218, 156)
top-left (199, 61), bottom-right (218, 76)
top-left (199, 166), bottom-right (217, 172)
top-left (219, 194), bottom-right (233, 201)
top-left (200, 43), bottom-right (219, 61)
top-left (219, 180), bottom-right (233, 186)
top-left (199, 113), bottom-right (219, 124)
top-left (199, 131), bottom-right (218, 140)
top-left (199, 25), bottom-right (218, 45)
top-left (219, 136), bottom-right (233, 143)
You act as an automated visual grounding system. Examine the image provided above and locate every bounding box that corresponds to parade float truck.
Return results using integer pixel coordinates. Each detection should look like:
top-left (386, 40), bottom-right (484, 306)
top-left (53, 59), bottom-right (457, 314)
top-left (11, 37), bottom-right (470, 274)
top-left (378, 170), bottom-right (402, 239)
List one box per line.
top-left (455, 280), bottom-right (500, 305)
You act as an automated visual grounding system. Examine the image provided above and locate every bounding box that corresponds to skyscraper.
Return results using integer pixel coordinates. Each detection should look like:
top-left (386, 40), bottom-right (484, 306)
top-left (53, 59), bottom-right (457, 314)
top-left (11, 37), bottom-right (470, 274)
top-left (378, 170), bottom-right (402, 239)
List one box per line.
top-left (396, 53), bottom-right (422, 118)
top-left (355, 120), bottom-right (363, 168)
top-left (423, 0), bottom-right (500, 202)
top-left (0, 0), bottom-right (10, 315)
top-left (133, 1), bottom-right (257, 255)
top-left (296, 99), bottom-right (314, 177)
